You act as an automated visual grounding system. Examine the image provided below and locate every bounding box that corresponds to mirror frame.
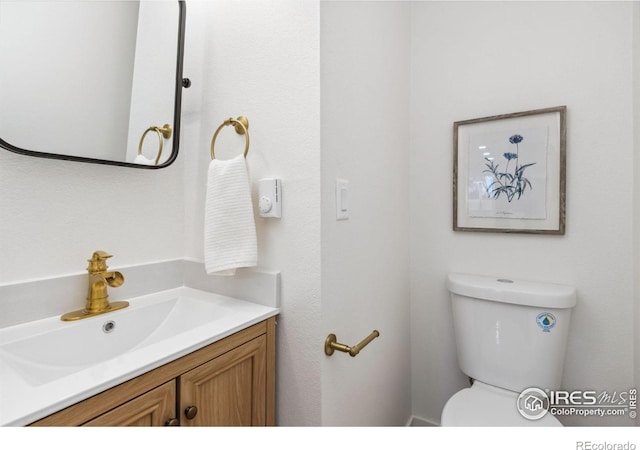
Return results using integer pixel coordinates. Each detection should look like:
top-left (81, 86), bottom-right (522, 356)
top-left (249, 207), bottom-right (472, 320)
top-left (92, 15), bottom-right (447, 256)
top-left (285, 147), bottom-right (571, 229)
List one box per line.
top-left (0, 1), bottom-right (187, 169)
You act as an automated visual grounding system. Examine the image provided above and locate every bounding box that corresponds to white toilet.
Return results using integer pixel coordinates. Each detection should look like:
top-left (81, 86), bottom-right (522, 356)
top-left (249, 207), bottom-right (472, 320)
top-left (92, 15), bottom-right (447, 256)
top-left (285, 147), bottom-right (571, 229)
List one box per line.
top-left (441, 273), bottom-right (576, 426)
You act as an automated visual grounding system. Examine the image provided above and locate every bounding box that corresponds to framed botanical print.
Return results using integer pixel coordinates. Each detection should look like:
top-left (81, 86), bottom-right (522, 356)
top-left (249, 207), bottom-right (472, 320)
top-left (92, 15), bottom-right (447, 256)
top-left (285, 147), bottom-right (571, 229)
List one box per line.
top-left (453, 106), bottom-right (566, 234)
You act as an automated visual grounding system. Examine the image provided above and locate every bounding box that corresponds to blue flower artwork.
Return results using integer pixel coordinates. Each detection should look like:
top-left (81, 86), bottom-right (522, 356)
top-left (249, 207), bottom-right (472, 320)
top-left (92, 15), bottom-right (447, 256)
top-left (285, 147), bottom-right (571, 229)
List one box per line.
top-left (483, 134), bottom-right (536, 203)
top-left (456, 106), bottom-right (565, 232)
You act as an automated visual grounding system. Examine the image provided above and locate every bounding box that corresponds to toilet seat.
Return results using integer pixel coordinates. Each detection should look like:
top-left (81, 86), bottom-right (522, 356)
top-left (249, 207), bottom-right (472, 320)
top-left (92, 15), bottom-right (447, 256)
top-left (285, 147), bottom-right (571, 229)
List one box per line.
top-left (441, 381), bottom-right (562, 427)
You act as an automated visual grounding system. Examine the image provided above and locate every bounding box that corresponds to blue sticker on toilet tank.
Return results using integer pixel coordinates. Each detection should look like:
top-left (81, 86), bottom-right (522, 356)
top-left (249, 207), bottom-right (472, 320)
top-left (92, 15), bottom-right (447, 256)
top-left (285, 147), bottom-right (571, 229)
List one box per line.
top-left (536, 313), bottom-right (556, 332)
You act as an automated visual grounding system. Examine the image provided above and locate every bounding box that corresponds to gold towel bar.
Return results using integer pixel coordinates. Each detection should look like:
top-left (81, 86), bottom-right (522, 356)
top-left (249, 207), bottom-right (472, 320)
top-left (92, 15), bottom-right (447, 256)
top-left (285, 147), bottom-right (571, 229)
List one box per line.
top-left (324, 330), bottom-right (380, 357)
top-left (138, 124), bottom-right (172, 165)
top-left (210, 116), bottom-right (250, 160)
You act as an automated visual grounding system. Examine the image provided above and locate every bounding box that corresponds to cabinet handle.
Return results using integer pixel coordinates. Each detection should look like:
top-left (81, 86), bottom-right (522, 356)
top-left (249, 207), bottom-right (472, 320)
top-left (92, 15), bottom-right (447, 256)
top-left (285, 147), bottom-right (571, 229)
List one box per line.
top-left (164, 418), bottom-right (180, 426)
top-left (184, 405), bottom-right (198, 420)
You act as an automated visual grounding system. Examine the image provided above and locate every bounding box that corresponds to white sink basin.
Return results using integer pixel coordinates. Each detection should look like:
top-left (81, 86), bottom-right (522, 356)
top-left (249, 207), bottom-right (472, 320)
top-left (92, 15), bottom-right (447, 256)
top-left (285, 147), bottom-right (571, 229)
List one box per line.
top-left (0, 287), bottom-right (278, 425)
top-left (1, 294), bottom-right (230, 386)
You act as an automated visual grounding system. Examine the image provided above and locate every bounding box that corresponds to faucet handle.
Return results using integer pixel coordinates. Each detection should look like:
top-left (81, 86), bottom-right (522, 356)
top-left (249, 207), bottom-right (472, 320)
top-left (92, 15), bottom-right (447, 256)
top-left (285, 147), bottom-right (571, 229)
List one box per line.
top-left (87, 250), bottom-right (113, 273)
top-left (91, 250), bottom-right (112, 260)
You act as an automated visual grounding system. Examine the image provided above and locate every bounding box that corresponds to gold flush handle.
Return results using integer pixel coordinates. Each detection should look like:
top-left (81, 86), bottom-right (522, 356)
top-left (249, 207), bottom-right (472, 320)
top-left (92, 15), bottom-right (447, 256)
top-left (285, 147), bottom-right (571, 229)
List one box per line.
top-left (324, 330), bottom-right (380, 357)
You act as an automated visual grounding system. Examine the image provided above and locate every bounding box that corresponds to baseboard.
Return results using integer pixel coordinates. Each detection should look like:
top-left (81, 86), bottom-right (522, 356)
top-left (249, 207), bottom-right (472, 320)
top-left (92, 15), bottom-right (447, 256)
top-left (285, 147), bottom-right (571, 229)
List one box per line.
top-left (407, 415), bottom-right (439, 427)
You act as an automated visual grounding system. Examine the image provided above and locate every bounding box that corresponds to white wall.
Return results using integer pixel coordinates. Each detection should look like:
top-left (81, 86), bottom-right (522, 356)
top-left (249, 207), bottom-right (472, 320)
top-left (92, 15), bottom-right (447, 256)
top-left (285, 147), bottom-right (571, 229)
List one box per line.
top-left (410, 1), bottom-right (636, 426)
top-left (0, 152), bottom-right (184, 282)
top-left (320, 1), bottom-right (412, 425)
top-left (180, 0), bottom-right (322, 425)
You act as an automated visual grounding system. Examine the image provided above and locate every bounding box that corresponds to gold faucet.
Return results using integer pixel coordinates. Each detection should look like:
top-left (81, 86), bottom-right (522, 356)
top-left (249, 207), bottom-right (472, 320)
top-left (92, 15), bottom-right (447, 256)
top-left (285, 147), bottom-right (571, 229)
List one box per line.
top-left (61, 251), bottom-right (129, 321)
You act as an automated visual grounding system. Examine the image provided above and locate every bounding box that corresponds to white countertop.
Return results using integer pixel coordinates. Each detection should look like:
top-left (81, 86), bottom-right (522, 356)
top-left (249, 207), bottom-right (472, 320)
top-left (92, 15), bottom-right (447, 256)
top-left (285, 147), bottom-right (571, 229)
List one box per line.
top-left (0, 287), bottom-right (278, 426)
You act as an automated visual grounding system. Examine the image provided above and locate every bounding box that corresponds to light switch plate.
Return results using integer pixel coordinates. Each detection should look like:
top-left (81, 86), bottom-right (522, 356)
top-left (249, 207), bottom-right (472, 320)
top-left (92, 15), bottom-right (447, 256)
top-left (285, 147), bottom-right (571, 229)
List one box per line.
top-left (336, 179), bottom-right (349, 221)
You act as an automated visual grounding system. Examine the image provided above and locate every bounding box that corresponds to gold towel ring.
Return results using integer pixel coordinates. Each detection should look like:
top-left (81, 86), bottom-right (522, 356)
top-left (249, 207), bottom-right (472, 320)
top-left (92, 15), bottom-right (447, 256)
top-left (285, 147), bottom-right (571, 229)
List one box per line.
top-left (210, 116), bottom-right (250, 160)
top-left (138, 124), bottom-right (172, 165)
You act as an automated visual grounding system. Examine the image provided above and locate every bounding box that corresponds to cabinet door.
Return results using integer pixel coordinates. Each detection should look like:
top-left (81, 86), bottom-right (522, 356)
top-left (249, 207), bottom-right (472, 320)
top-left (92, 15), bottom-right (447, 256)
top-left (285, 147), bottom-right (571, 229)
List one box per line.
top-left (83, 381), bottom-right (176, 426)
top-left (179, 335), bottom-right (266, 426)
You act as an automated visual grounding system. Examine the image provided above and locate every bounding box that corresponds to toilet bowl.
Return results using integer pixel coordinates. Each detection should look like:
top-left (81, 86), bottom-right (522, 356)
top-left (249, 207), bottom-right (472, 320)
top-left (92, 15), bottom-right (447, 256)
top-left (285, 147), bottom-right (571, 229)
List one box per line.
top-left (441, 381), bottom-right (561, 426)
top-left (441, 273), bottom-right (576, 427)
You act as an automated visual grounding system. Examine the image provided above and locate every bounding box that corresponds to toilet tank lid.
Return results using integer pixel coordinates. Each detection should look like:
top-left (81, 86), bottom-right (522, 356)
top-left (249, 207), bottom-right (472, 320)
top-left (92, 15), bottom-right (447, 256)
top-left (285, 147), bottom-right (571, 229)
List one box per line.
top-left (446, 273), bottom-right (576, 309)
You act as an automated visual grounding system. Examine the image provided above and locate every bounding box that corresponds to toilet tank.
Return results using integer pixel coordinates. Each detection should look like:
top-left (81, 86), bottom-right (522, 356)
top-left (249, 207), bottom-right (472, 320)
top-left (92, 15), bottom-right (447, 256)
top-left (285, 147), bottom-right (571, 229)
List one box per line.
top-left (446, 273), bottom-right (576, 393)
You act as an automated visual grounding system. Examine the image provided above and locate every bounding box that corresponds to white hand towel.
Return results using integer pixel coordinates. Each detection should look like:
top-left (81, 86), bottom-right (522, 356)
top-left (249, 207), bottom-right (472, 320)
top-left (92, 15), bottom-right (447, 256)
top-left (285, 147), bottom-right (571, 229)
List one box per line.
top-left (204, 154), bottom-right (257, 275)
top-left (134, 154), bottom-right (155, 165)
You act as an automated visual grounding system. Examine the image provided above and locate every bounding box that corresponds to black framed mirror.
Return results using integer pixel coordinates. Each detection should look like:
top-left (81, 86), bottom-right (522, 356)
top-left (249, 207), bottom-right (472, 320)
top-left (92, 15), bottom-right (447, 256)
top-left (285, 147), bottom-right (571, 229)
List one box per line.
top-left (0, 0), bottom-right (188, 169)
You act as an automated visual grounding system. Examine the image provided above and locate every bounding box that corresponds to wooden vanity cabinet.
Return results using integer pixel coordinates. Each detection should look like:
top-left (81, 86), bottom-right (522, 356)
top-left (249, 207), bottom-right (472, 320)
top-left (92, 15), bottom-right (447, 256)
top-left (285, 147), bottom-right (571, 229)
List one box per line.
top-left (179, 333), bottom-right (267, 426)
top-left (83, 381), bottom-right (176, 427)
top-left (30, 317), bottom-right (276, 427)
